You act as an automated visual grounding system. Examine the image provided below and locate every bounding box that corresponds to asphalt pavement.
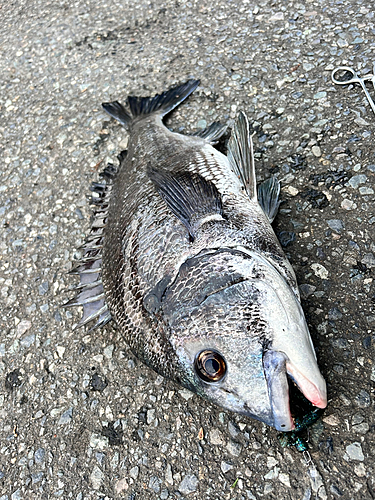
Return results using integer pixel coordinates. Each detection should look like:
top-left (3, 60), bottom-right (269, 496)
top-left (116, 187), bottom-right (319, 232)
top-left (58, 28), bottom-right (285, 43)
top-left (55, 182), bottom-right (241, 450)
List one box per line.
top-left (0, 0), bottom-right (374, 499)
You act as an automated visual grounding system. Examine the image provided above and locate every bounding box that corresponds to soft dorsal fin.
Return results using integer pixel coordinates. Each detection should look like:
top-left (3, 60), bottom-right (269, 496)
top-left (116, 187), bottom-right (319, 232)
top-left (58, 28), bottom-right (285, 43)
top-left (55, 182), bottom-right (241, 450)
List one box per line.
top-left (148, 168), bottom-right (223, 241)
top-left (227, 111), bottom-right (257, 201)
top-left (257, 176), bottom-right (281, 223)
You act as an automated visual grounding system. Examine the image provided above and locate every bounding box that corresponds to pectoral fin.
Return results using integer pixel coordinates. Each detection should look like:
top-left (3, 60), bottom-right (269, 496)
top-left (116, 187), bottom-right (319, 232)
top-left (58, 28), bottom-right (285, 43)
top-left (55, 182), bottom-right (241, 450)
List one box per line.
top-left (148, 168), bottom-right (223, 241)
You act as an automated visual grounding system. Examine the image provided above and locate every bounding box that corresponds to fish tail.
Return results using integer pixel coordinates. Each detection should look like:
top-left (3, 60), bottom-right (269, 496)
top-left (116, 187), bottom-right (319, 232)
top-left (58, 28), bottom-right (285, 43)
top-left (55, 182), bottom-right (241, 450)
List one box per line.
top-left (102, 79), bottom-right (200, 125)
top-left (102, 100), bottom-right (132, 127)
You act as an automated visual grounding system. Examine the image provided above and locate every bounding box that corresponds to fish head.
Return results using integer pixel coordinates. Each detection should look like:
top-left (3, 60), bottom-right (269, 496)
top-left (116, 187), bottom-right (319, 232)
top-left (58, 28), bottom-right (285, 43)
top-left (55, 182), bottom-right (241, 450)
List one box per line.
top-left (164, 251), bottom-right (327, 431)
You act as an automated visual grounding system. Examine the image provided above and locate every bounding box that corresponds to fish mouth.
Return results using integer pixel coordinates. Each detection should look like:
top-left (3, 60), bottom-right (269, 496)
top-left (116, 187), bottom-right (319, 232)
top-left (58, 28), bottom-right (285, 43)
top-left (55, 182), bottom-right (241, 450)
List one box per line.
top-left (263, 350), bottom-right (327, 432)
top-left (286, 361), bottom-right (327, 410)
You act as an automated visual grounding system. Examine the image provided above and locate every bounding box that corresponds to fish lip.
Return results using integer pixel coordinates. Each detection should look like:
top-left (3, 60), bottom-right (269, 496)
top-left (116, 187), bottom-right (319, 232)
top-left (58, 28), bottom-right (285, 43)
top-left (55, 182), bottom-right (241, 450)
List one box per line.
top-left (263, 350), bottom-right (295, 432)
top-left (263, 350), bottom-right (328, 432)
top-left (263, 351), bottom-right (328, 432)
top-left (286, 362), bottom-right (327, 410)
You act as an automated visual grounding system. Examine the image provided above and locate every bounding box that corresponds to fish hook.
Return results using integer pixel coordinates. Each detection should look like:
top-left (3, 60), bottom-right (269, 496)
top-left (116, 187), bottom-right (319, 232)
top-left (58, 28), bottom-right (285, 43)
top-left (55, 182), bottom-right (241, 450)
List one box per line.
top-left (303, 450), bottom-right (312, 467)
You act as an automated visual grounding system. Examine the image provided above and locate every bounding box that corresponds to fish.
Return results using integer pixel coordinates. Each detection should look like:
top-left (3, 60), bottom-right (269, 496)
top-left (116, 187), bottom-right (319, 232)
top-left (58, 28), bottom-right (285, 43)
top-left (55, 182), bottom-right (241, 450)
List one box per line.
top-left (66, 79), bottom-right (327, 432)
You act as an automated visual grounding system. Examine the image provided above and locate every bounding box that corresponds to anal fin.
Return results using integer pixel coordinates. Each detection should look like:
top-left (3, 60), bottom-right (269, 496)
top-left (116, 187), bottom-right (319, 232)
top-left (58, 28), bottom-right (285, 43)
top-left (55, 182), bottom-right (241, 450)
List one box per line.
top-left (257, 176), bottom-right (281, 223)
top-left (193, 122), bottom-right (228, 144)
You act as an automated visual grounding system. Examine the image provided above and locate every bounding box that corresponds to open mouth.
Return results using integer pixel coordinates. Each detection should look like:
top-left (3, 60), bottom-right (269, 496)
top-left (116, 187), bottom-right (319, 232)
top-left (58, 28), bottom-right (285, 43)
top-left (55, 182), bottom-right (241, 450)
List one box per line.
top-left (286, 362), bottom-right (327, 410)
top-left (287, 376), bottom-right (325, 433)
top-left (263, 350), bottom-right (327, 432)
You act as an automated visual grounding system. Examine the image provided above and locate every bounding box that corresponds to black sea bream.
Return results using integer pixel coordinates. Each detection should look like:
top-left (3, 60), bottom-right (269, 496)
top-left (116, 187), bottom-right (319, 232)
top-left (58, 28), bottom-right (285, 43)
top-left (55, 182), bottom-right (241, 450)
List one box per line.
top-left (68, 80), bottom-right (327, 431)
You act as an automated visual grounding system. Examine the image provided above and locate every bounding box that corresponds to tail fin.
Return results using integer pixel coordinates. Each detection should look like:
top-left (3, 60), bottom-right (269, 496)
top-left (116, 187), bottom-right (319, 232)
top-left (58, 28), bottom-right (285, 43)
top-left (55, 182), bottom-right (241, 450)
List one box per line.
top-left (102, 101), bottom-right (132, 127)
top-left (102, 79), bottom-right (200, 125)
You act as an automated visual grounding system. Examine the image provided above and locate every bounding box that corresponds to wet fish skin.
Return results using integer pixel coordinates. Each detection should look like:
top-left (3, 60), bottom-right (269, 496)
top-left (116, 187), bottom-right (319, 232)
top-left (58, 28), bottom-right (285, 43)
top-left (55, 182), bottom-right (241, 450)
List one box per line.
top-left (69, 80), bottom-right (327, 431)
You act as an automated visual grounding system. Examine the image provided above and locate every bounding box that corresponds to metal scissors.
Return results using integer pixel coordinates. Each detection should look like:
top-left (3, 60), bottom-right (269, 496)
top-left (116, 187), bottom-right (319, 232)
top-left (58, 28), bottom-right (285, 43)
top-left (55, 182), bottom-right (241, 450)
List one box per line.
top-left (331, 63), bottom-right (375, 115)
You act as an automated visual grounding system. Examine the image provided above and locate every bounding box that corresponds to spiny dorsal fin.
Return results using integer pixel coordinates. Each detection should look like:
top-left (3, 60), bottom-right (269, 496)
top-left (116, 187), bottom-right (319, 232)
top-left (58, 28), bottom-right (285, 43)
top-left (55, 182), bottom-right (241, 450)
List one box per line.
top-left (193, 122), bottom-right (228, 144)
top-left (227, 111), bottom-right (257, 201)
top-left (65, 161), bottom-right (116, 330)
top-left (257, 176), bottom-right (281, 223)
top-left (148, 168), bottom-right (223, 241)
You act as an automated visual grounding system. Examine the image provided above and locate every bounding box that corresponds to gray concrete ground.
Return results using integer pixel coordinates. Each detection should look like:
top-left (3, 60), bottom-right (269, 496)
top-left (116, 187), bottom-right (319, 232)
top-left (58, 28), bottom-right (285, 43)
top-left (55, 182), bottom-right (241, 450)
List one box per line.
top-left (1, 0), bottom-right (375, 498)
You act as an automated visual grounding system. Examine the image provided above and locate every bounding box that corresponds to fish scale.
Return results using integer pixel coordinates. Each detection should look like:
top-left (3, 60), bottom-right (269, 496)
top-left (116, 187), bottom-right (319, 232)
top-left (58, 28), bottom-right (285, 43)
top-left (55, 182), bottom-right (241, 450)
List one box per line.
top-left (68, 79), bottom-right (327, 432)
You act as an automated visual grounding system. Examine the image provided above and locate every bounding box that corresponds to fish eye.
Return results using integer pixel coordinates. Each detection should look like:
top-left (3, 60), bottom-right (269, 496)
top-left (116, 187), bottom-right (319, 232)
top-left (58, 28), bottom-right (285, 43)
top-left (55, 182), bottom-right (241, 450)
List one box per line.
top-left (195, 350), bottom-right (226, 382)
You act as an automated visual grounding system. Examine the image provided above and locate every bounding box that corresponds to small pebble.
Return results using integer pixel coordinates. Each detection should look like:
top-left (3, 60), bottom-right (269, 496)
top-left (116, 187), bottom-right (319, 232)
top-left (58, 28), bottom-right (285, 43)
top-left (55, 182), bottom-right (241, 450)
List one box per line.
top-left (345, 442), bottom-right (364, 461)
top-left (34, 448), bottom-right (45, 463)
top-left (129, 466), bottom-right (139, 480)
top-left (327, 219), bottom-right (344, 233)
top-left (115, 478), bottom-right (129, 494)
top-left (264, 468), bottom-right (279, 480)
top-left (354, 390), bottom-right (371, 408)
top-left (179, 388), bottom-right (194, 400)
top-left (279, 473), bottom-right (291, 488)
top-left (361, 253), bottom-right (375, 268)
top-left (226, 439), bottom-right (242, 457)
top-left (221, 461), bottom-right (233, 473)
top-left (323, 415), bottom-right (340, 426)
top-left (58, 407), bottom-right (73, 425)
top-left (90, 466), bottom-right (104, 489)
top-left (348, 174), bottom-right (367, 189)
top-left (148, 476), bottom-right (161, 494)
top-left (359, 186), bottom-right (374, 195)
top-left (16, 320), bottom-right (32, 336)
top-left (311, 145), bottom-right (321, 157)
top-left (354, 463), bottom-right (366, 477)
top-left (178, 474), bottom-right (198, 495)
top-left (311, 263), bottom-right (329, 279)
top-left (209, 428), bottom-right (224, 445)
top-left (341, 199), bottom-right (357, 210)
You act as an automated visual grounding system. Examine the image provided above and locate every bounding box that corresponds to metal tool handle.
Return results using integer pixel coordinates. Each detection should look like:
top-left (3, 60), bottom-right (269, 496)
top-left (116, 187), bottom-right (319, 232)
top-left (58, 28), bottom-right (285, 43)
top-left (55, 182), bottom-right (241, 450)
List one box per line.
top-left (332, 66), bottom-right (375, 116)
top-left (331, 66), bottom-right (358, 86)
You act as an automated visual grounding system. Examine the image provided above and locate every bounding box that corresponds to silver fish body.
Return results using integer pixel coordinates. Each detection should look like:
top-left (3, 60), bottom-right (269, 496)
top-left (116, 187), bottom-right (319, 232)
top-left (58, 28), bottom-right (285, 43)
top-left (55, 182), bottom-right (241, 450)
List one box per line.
top-left (69, 80), bottom-right (327, 431)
